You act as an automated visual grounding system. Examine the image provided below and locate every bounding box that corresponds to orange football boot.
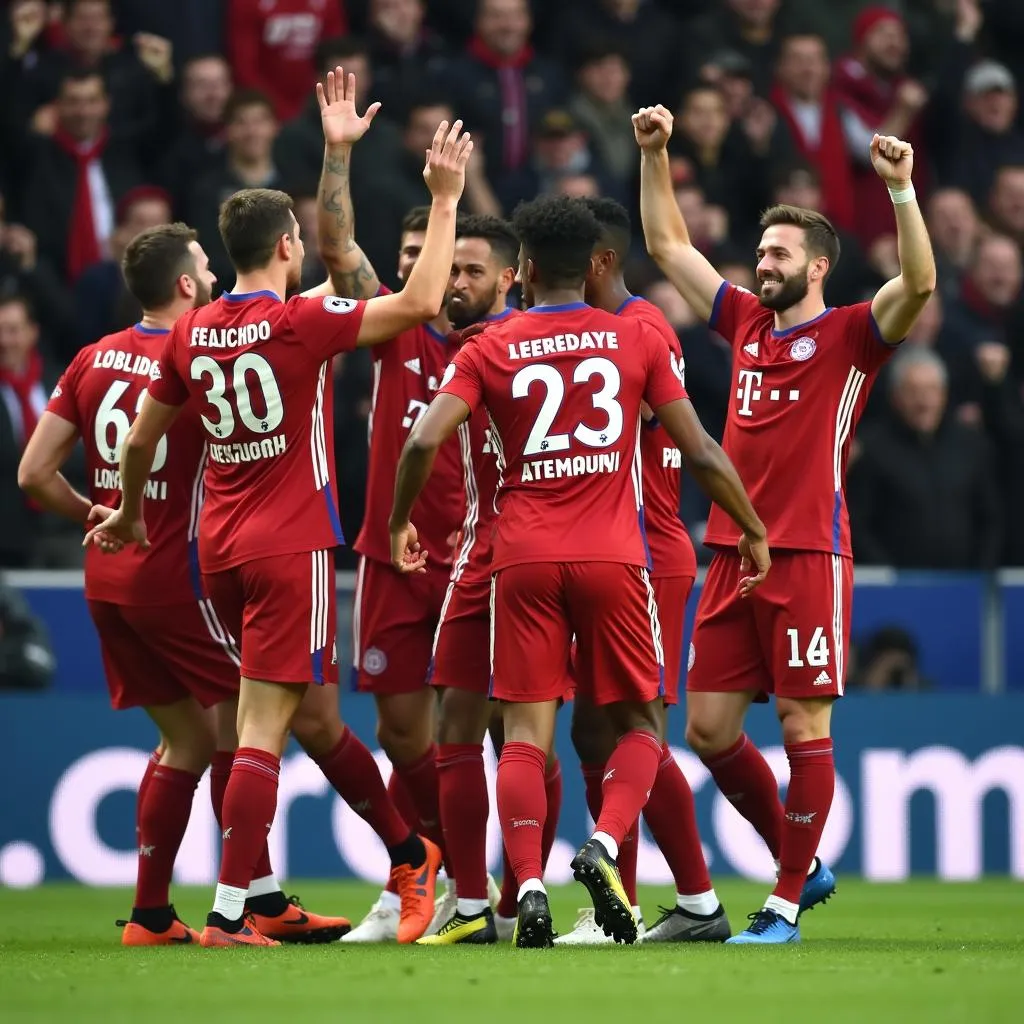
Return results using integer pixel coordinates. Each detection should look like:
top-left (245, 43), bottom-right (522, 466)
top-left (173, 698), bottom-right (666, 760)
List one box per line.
top-left (199, 913), bottom-right (280, 948)
top-left (119, 916), bottom-right (200, 946)
top-left (247, 895), bottom-right (351, 944)
top-left (392, 836), bottom-right (443, 944)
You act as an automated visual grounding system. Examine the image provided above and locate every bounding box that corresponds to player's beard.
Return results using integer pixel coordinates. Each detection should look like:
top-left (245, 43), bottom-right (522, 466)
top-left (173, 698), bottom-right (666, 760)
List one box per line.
top-left (286, 258), bottom-right (303, 292)
top-left (193, 279), bottom-right (213, 308)
top-left (758, 267), bottom-right (810, 311)
top-left (447, 282), bottom-right (499, 329)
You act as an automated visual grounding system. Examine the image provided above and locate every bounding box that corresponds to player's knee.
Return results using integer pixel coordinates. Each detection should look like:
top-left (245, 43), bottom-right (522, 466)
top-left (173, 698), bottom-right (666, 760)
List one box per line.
top-left (570, 711), bottom-right (611, 765)
top-left (377, 719), bottom-right (431, 765)
top-left (162, 727), bottom-right (215, 775)
top-left (437, 691), bottom-right (488, 746)
top-left (684, 716), bottom-right (733, 758)
top-left (606, 700), bottom-right (663, 744)
top-left (776, 697), bottom-right (833, 745)
top-left (291, 712), bottom-right (342, 761)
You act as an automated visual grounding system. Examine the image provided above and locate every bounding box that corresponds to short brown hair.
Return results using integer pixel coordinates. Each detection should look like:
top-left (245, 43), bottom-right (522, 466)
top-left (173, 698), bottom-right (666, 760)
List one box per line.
top-left (121, 223), bottom-right (197, 309)
top-left (218, 188), bottom-right (294, 273)
top-left (224, 88), bottom-right (275, 125)
top-left (760, 204), bottom-right (840, 276)
top-left (401, 206), bottom-right (432, 234)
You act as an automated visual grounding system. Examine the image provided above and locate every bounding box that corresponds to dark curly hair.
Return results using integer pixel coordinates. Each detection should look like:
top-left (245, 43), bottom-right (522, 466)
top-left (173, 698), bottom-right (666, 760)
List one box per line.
top-left (578, 196), bottom-right (631, 258)
top-left (511, 195), bottom-right (601, 288)
top-left (457, 214), bottom-right (519, 269)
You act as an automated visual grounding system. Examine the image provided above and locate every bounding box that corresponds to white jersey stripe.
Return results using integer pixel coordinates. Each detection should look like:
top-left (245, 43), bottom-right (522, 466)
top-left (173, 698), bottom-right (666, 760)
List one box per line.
top-left (832, 554), bottom-right (845, 696)
top-left (488, 575), bottom-right (497, 676)
top-left (833, 366), bottom-right (866, 491)
top-left (432, 580), bottom-right (458, 657)
top-left (487, 413), bottom-right (506, 514)
top-left (451, 421), bottom-right (480, 582)
top-left (630, 418), bottom-right (644, 510)
top-left (197, 597), bottom-right (242, 667)
top-left (640, 567), bottom-right (665, 667)
top-left (310, 362), bottom-right (330, 492)
top-left (187, 444), bottom-right (208, 542)
top-left (351, 555), bottom-right (366, 668)
top-left (367, 360), bottom-right (382, 446)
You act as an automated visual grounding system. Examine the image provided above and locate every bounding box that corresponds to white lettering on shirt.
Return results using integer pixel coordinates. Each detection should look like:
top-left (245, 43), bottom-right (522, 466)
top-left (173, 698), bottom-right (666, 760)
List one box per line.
top-left (207, 433), bottom-right (287, 464)
top-left (520, 451), bottom-right (621, 482)
top-left (91, 350), bottom-right (159, 379)
top-left (190, 321), bottom-right (272, 348)
top-left (506, 332), bottom-right (619, 361)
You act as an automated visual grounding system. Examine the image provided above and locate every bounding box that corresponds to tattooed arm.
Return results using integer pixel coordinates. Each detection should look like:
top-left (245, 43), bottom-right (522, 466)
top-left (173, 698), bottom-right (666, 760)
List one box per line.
top-left (315, 66), bottom-right (383, 300)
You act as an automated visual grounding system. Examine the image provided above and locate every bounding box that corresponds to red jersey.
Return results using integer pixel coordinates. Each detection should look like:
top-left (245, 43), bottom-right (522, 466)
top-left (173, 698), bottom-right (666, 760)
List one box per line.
top-left (705, 282), bottom-right (894, 556)
top-left (47, 325), bottom-right (208, 606)
top-left (618, 296), bottom-right (697, 580)
top-left (228, 0), bottom-right (347, 120)
top-left (440, 302), bottom-right (688, 573)
top-left (355, 293), bottom-right (465, 569)
top-left (149, 290), bottom-right (366, 572)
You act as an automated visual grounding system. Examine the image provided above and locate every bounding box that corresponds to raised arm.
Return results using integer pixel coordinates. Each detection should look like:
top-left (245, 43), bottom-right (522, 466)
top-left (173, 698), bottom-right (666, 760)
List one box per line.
top-left (17, 413), bottom-right (92, 523)
top-left (868, 134), bottom-right (936, 343)
top-left (315, 67), bottom-right (383, 300)
top-left (355, 120), bottom-right (472, 347)
top-left (634, 105), bottom-right (725, 323)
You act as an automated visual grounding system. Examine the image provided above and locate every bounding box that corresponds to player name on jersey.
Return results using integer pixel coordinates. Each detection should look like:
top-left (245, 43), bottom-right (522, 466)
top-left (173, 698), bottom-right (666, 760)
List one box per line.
top-left (506, 330), bottom-right (619, 361)
top-left (91, 350), bottom-right (161, 379)
top-left (520, 451), bottom-right (621, 482)
top-left (189, 321), bottom-right (272, 348)
top-left (207, 434), bottom-right (288, 464)
top-left (92, 469), bottom-right (169, 501)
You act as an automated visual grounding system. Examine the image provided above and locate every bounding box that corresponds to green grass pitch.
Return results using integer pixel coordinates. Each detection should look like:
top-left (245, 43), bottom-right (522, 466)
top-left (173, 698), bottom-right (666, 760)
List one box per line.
top-left (2, 880), bottom-right (1022, 1024)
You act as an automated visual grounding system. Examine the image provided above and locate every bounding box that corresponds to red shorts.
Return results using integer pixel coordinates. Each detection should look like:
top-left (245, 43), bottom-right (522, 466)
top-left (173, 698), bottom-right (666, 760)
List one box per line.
top-left (88, 599), bottom-right (239, 710)
top-left (204, 549), bottom-right (337, 685)
top-left (687, 551), bottom-right (852, 701)
top-left (652, 574), bottom-right (695, 705)
top-left (491, 561), bottom-right (663, 706)
top-left (430, 576), bottom-right (491, 695)
top-left (353, 555), bottom-right (449, 694)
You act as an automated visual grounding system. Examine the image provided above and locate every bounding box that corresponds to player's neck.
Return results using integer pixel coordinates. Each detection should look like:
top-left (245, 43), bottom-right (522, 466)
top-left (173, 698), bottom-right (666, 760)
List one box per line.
top-left (529, 287), bottom-right (586, 309)
top-left (139, 304), bottom-right (187, 331)
top-left (232, 270), bottom-right (286, 301)
top-left (429, 310), bottom-right (450, 333)
top-left (598, 279), bottom-right (631, 314)
top-left (772, 295), bottom-right (828, 334)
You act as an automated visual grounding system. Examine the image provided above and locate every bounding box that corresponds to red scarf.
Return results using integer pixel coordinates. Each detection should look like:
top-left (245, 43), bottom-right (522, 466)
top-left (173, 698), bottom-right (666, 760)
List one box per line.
top-left (52, 126), bottom-right (109, 282)
top-left (467, 35), bottom-right (534, 70)
top-left (467, 36), bottom-right (534, 171)
top-left (770, 84), bottom-right (855, 231)
top-left (0, 349), bottom-right (46, 447)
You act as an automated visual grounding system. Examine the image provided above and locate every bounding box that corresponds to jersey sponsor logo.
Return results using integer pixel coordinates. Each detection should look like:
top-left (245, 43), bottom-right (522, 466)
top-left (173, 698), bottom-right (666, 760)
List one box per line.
top-left (736, 369), bottom-right (801, 416)
top-left (404, 357), bottom-right (422, 375)
top-left (688, 642), bottom-right (695, 670)
top-left (91, 349), bottom-right (160, 379)
top-left (520, 451), bottom-right (621, 482)
top-left (362, 647), bottom-right (387, 676)
top-left (662, 447), bottom-right (682, 469)
top-left (506, 331), bottom-right (619, 361)
top-left (789, 337), bottom-right (817, 361)
top-left (190, 321), bottom-right (272, 348)
top-left (813, 670), bottom-right (833, 686)
top-left (323, 296), bottom-right (358, 315)
top-left (440, 363), bottom-right (457, 388)
top-left (743, 341), bottom-right (759, 358)
top-left (207, 435), bottom-right (288, 464)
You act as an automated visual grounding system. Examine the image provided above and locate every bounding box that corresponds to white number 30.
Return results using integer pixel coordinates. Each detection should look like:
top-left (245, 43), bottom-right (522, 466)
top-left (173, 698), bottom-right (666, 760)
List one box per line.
top-left (786, 626), bottom-right (830, 668)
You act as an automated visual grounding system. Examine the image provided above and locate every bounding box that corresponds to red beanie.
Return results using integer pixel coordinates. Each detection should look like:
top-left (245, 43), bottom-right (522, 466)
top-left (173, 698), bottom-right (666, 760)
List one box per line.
top-left (853, 6), bottom-right (904, 48)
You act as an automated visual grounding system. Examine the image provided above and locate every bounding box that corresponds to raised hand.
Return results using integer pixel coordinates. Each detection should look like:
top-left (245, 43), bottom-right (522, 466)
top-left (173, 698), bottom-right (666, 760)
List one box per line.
top-left (871, 134), bottom-right (914, 186)
top-left (632, 105), bottom-right (674, 151)
top-left (422, 119), bottom-right (473, 201)
top-left (317, 66), bottom-right (382, 146)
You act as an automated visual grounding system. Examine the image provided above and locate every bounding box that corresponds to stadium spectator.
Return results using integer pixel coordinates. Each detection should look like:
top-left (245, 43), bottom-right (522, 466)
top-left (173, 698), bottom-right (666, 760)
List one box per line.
top-left (848, 349), bottom-right (1001, 569)
top-left (550, 173), bottom-right (601, 199)
top-left (20, 69), bottom-right (143, 285)
top-left (111, 0), bottom-right (226, 64)
top-left (444, 0), bottom-right (564, 210)
top-left (770, 33), bottom-right (854, 231)
top-left (987, 164), bottom-right (1024, 248)
top-left (672, 181), bottom-right (728, 258)
top-left (848, 627), bottom-right (928, 691)
top-left (226, 0), bottom-right (347, 121)
top-left (529, 109), bottom-right (618, 201)
top-left (0, 1), bottom-right (55, 162)
top-left (0, 576), bottom-right (55, 690)
top-left (926, 187), bottom-right (983, 302)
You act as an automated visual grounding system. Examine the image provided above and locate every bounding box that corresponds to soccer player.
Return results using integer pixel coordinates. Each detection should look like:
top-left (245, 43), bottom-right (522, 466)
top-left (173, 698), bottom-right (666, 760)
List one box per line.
top-left (86, 110), bottom-right (475, 946)
top-left (554, 195), bottom-right (730, 945)
top-left (17, 224), bottom-right (346, 946)
top-left (390, 195), bottom-right (769, 947)
top-left (635, 104), bottom-right (935, 943)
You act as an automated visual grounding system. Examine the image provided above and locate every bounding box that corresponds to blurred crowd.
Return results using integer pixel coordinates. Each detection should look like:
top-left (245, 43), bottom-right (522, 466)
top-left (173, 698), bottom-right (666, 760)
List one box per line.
top-left (1, 0), bottom-right (1022, 571)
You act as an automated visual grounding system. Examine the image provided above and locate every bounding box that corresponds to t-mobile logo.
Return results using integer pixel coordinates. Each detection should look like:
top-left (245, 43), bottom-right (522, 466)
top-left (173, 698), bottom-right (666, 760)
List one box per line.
top-left (736, 369), bottom-right (800, 417)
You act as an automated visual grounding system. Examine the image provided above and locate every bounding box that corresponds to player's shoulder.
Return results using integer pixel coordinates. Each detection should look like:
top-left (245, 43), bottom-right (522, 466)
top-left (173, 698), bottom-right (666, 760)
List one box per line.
top-left (818, 300), bottom-right (879, 341)
top-left (618, 297), bottom-right (681, 351)
top-left (92, 325), bottom-right (140, 351)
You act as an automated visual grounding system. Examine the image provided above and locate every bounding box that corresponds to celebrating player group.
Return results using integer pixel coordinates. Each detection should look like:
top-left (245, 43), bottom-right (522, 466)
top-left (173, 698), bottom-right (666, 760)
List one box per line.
top-left (19, 64), bottom-right (935, 949)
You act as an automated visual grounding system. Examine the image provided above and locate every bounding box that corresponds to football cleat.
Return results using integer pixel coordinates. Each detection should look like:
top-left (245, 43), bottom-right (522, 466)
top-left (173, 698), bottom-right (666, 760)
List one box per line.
top-left (199, 913), bottom-right (280, 947)
top-left (570, 839), bottom-right (637, 944)
top-left (247, 894), bottom-right (350, 944)
top-left (340, 898), bottom-right (399, 943)
top-left (494, 913), bottom-right (517, 942)
top-left (554, 907), bottom-right (646, 946)
top-left (119, 915), bottom-right (200, 946)
top-left (513, 890), bottom-right (555, 949)
top-left (391, 836), bottom-right (443, 943)
top-left (800, 859), bottom-right (837, 916)
top-left (416, 908), bottom-right (497, 945)
top-left (424, 878), bottom-right (457, 937)
top-left (725, 909), bottom-right (800, 945)
top-left (642, 904), bottom-right (731, 943)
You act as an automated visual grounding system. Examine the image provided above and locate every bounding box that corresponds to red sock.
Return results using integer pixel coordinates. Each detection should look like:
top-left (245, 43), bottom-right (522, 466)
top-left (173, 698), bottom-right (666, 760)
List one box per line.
top-left (437, 743), bottom-right (489, 900)
top-left (774, 739), bottom-right (834, 904)
top-left (541, 758), bottom-right (562, 871)
top-left (218, 747), bottom-right (280, 890)
top-left (618, 820), bottom-right (639, 905)
top-left (498, 848), bottom-right (518, 918)
top-left (497, 741), bottom-right (547, 889)
top-left (581, 762), bottom-right (604, 823)
top-left (212, 750), bottom-right (274, 883)
top-left (594, 730), bottom-right (661, 847)
top-left (643, 744), bottom-right (712, 895)
top-left (135, 749), bottom-right (161, 839)
top-left (134, 765), bottom-right (199, 909)
top-left (701, 733), bottom-right (784, 858)
top-left (385, 772), bottom-right (418, 895)
top-left (393, 745), bottom-right (443, 852)
top-left (317, 728), bottom-right (410, 847)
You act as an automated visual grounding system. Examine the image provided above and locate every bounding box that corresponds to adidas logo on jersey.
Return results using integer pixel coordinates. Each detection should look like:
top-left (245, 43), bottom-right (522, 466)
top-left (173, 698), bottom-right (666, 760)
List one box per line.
top-left (743, 341), bottom-right (759, 358)
top-left (813, 670), bottom-right (832, 686)
top-left (404, 357), bottom-right (422, 375)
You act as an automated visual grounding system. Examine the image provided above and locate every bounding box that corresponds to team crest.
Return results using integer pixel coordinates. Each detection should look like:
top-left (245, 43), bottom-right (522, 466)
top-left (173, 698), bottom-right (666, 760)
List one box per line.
top-left (789, 337), bottom-right (816, 361)
top-left (363, 647), bottom-right (387, 675)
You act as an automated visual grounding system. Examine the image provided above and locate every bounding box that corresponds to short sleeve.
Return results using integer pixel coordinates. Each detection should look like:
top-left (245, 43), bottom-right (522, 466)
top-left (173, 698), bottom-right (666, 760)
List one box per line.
top-left (842, 302), bottom-right (897, 374)
top-left (46, 349), bottom-right (87, 427)
top-left (288, 294), bottom-right (368, 360)
top-left (148, 328), bottom-right (190, 406)
top-left (641, 323), bottom-right (689, 409)
top-left (438, 342), bottom-right (485, 414)
top-left (708, 281), bottom-right (764, 347)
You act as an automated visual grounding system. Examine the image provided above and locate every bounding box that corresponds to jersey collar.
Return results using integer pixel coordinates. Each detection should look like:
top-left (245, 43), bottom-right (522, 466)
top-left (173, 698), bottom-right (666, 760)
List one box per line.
top-left (771, 307), bottom-right (834, 337)
top-left (133, 322), bottom-right (170, 335)
top-left (614, 295), bottom-right (641, 314)
top-left (527, 301), bottom-right (589, 313)
top-left (223, 289), bottom-right (283, 303)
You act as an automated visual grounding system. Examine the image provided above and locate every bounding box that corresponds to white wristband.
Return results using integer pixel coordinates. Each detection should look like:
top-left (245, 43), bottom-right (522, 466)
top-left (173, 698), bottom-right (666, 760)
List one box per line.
top-left (888, 184), bottom-right (916, 205)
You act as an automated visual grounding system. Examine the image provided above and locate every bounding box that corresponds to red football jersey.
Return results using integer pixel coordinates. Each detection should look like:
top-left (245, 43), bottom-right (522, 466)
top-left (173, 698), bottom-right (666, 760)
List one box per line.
top-left (440, 302), bottom-right (688, 572)
top-left (705, 283), bottom-right (894, 556)
top-left (149, 290), bottom-right (366, 572)
top-left (47, 325), bottom-right (208, 605)
top-left (618, 296), bottom-right (697, 580)
top-left (354, 294), bottom-right (465, 569)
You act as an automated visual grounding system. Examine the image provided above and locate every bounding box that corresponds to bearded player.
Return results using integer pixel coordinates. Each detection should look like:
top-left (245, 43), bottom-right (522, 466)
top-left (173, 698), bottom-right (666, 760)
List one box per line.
top-left (635, 104), bottom-right (935, 944)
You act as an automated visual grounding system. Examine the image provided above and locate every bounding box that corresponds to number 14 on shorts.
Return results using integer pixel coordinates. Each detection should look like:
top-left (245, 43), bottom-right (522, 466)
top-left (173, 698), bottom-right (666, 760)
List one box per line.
top-left (786, 626), bottom-right (829, 668)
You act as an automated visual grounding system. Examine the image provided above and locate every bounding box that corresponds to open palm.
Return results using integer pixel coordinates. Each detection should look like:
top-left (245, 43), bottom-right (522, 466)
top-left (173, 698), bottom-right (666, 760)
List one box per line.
top-left (317, 66), bottom-right (381, 146)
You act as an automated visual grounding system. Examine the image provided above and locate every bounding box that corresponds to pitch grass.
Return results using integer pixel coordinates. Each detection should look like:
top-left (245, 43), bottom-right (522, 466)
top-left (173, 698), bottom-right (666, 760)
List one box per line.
top-left (1, 881), bottom-right (1022, 1024)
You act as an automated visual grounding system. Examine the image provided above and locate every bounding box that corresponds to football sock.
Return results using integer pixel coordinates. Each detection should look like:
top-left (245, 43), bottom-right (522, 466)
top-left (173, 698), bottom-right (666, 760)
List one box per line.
top-left (316, 727), bottom-right (411, 847)
top-left (774, 738), bottom-right (835, 905)
top-left (135, 749), bottom-right (161, 839)
top-left (594, 730), bottom-right (662, 848)
top-left (245, 889), bottom-right (290, 916)
top-left (393, 744), bottom-right (444, 854)
top-left (764, 894), bottom-right (800, 926)
top-left (497, 741), bottom-right (547, 889)
top-left (541, 758), bottom-right (562, 871)
top-left (456, 898), bottom-right (490, 917)
top-left (517, 878), bottom-right (545, 900)
top-left (580, 761), bottom-right (605, 824)
top-left (384, 773), bottom-right (419, 895)
top-left (134, 765), bottom-right (200, 909)
top-left (497, 848), bottom-right (518, 918)
top-left (437, 743), bottom-right (489, 900)
top-left (216, 747), bottom-right (280, 900)
top-left (246, 874), bottom-right (281, 899)
top-left (701, 733), bottom-right (784, 858)
top-left (617, 820), bottom-right (639, 906)
top-left (676, 890), bottom-right (721, 917)
top-left (212, 749), bottom-right (277, 887)
top-left (591, 831), bottom-right (619, 860)
top-left (643, 743), bottom-right (713, 896)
